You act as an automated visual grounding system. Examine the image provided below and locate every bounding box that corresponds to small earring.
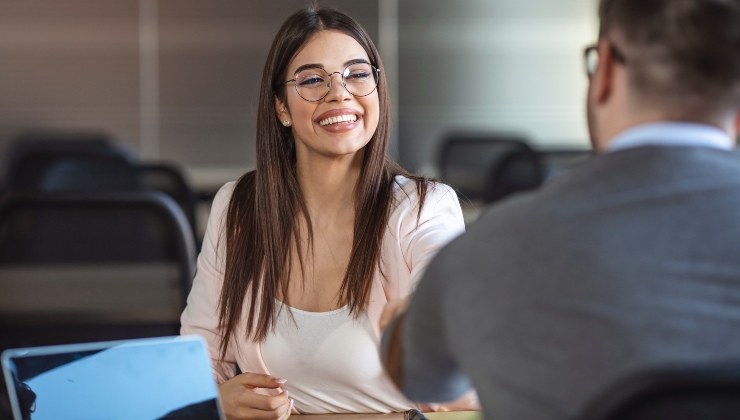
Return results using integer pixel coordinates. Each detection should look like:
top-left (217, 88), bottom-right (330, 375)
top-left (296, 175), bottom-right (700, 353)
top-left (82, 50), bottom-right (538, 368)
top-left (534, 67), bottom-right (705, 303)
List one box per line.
top-left (283, 120), bottom-right (291, 126)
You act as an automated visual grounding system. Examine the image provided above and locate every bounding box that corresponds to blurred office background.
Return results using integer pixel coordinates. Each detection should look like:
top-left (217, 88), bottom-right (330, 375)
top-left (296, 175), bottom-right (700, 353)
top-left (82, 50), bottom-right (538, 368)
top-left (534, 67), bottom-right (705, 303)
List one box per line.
top-left (1, 1), bottom-right (712, 416)
top-left (6, 2), bottom-right (740, 418)
top-left (0, 0), bottom-right (596, 193)
top-left (0, 1), bottom-right (598, 413)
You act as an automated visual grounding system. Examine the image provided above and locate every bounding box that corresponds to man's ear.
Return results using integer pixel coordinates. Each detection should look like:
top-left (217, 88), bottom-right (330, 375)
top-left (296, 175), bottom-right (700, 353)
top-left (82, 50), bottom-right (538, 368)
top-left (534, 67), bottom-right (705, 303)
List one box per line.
top-left (591, 39), bottom-right (618, 106)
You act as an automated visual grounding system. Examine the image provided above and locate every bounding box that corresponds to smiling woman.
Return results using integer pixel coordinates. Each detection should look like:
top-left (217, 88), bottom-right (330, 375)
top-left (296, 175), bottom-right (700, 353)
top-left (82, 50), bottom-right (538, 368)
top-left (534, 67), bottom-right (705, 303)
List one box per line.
top-left (277, 30), bottom-right (381, 160)
top-left (180, 5), bottom-right (476, 419)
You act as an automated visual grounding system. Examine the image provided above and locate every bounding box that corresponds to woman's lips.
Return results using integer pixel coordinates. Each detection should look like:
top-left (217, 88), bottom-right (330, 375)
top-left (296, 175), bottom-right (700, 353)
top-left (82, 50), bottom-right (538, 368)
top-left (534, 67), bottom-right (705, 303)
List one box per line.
top-left (318, 114), bottom-right (358, 126)
top-left (314, 108), bottom-right (362, 133)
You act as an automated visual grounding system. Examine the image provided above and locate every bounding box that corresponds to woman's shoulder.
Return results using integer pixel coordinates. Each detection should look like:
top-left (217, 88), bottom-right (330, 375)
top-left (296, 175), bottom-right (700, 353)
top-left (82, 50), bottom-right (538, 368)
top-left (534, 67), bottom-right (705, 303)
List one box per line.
top-left (387, 175), bottom-right (464, 240)
top-left (391, 175), bottom-right (457, 205)
top-left (198, 181), bottom-right (237, 232)
top-left (212, 180), bottom-right (238, 210)
top-left (389, 176), bottom-right (461, 229)
top-left (212, 169), bottom-right (258, 205)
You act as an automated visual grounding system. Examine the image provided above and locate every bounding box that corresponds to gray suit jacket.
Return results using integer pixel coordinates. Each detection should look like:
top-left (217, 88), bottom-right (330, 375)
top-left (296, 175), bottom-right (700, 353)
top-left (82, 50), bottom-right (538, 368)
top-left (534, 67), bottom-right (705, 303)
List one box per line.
top-left (400, 145), bottom-right (740, 419)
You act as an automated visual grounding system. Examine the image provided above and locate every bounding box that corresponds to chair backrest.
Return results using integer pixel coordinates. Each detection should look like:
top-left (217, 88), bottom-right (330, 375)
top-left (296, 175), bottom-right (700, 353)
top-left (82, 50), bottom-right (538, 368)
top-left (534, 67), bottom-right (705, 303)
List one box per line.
top-left (138, 163), bottom-right (199, 240)
top-left (438, 133), bottom-right (543, 203)
top-left (6, 132), bottom-right (136, 165)
top-left (576, 363), bottom-right (740, 420)
top-left (0, 191), bottom-right (196, 311)
top-left (6, 135), bottom-right (140, 193)
top-left (484, 144), bottom-right (543, 203)
top-left (5, 137), bottom-right (200, 245)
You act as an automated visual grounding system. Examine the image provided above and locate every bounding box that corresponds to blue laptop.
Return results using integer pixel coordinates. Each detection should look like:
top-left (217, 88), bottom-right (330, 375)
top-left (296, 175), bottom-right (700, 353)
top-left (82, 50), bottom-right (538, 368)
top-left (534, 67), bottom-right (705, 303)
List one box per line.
top-left (1, 335), bottom-right (224, 420)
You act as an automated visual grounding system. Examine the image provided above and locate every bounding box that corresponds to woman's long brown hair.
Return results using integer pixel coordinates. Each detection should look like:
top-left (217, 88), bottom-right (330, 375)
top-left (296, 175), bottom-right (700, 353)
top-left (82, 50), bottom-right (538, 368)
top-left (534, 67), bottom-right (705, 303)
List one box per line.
top-left (218, 5), bottom-right (430, 358)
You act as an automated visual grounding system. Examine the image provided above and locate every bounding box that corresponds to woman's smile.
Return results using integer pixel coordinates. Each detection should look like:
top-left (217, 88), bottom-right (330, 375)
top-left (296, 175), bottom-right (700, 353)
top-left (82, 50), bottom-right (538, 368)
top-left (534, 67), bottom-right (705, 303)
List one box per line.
top-left (315, 108), bottom-right (363, 133)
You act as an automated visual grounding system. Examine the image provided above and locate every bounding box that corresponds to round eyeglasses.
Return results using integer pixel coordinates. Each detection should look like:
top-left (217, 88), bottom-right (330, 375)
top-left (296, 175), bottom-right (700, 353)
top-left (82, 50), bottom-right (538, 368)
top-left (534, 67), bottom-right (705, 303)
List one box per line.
top-left (284, 62), bottom-right (380, 102)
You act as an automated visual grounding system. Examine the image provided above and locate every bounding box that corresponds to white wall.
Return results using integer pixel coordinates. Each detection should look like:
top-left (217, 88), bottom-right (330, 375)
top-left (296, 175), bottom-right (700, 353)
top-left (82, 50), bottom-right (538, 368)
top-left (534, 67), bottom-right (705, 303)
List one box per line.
top-left (397, 0), bottom-right (599, 172)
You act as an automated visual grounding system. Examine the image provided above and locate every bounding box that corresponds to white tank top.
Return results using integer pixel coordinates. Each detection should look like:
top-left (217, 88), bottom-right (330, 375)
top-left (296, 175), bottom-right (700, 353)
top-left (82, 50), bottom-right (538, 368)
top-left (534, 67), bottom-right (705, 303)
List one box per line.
top-left (260, 302), bottom-right (417, 414)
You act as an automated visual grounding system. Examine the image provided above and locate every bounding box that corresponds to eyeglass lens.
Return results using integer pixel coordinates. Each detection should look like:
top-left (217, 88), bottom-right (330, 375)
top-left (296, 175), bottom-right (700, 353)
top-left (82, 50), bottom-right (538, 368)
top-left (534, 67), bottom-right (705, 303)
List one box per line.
top-left (293, 63), bottom-right (378, 101)
top-left (585, 47), bottom-right (599, 76)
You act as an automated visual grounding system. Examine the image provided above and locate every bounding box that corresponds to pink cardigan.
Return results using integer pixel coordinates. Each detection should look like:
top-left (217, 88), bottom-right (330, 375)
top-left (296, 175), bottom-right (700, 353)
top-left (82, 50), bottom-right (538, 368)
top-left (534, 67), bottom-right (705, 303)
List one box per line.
top-left (181, 176), bottom-right (465, 394)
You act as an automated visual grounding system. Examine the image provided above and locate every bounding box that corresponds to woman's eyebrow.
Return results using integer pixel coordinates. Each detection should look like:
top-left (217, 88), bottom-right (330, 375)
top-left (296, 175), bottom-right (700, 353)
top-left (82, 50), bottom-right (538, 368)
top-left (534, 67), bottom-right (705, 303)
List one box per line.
top-left (292, 58), bottom-right (371, 74)
top-left (293, 63), bottom-right (323, 74)
top-left (344, 58), bottom-right (370, 67)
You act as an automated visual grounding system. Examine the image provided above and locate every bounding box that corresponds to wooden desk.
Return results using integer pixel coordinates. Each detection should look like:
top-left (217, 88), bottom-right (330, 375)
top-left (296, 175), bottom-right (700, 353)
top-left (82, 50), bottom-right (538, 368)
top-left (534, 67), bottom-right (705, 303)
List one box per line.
top-left (301, 412), bottom-right (481, 420)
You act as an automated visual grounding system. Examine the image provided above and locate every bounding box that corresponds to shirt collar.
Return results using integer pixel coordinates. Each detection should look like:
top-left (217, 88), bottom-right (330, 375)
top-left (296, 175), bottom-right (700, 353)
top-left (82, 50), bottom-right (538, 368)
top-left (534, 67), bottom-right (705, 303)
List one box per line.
top-left (607, 122), bottom-right (734, 152)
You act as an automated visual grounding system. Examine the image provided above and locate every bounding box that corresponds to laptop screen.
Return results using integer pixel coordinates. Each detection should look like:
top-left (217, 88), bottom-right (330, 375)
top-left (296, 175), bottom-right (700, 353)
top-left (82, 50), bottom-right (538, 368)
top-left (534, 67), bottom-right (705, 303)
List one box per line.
top-left (1, 336), bottom-right (223, 420)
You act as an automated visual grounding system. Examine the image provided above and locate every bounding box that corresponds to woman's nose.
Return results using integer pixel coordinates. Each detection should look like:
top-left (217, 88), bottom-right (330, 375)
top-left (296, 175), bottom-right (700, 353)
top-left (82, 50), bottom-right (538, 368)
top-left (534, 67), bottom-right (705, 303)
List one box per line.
top-left (324, 72), bottom-right (352, 101)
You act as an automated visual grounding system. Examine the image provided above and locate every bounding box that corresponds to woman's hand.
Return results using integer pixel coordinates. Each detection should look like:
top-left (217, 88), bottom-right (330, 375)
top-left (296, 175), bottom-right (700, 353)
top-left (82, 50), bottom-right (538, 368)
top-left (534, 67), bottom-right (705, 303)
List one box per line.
top-left (219, 373), bottom-right (293, 420)
top-left (379, 298), bottom-right (409, 331)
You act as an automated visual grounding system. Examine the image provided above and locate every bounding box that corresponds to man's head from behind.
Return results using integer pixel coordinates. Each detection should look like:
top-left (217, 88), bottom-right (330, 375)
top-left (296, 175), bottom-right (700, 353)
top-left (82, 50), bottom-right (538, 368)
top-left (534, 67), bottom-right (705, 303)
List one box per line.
top-left (587, 0), bottom-right (740, 150)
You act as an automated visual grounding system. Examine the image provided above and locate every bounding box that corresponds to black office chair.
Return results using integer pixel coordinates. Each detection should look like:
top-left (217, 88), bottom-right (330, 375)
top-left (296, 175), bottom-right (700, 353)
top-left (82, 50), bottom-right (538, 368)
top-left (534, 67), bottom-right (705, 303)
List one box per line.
top-left (484, 144), bottom-right (544, 203)
top-left (138, 163), bottom-right (199, 245)
top-left (5, 132), bottom-right (139, 193)
top-left (438, 133), bottom-right (544, 204)
top-left (576, 362), bottom-right (740, 420)
top-left (4, 135), bottom-right (201, 245)
top-left (0, 191), bottom-right (196, 350)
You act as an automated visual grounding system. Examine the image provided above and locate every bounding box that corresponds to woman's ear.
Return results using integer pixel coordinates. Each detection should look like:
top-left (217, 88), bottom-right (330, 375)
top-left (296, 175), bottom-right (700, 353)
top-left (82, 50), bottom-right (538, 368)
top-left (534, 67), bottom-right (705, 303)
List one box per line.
top-left (275, 97), bottom-right (292, 127)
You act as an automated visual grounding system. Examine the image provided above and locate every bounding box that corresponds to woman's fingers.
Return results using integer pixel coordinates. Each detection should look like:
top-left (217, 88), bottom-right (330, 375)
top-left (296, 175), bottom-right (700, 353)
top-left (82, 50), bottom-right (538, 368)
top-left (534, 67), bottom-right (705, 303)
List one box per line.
top-left (219, 372), bottom-right (292, 420)
top-left (236, 391), bottom-right (291, 420)
top-left (245, 390), bottom-right (290, 411)
top-left (277, 393), bottom-right (294, 420)
top-left (234, 372), bottom-right (288, 389)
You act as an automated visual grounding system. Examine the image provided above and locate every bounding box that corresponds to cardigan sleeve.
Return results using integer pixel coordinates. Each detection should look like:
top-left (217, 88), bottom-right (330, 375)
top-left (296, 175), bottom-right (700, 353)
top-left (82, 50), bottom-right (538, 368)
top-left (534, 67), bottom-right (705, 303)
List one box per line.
top-left (180, 182), bottom-right (237, 384)
top-left (381, 179), bottom-right (478, 410)
top-left (399, 181), bottom-right (466, 291)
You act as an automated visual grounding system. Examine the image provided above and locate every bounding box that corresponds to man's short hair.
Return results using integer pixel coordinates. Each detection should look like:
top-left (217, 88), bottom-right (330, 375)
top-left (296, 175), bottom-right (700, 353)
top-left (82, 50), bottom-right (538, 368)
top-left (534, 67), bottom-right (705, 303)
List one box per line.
top-left (599, 0), bottom-right (740, 108)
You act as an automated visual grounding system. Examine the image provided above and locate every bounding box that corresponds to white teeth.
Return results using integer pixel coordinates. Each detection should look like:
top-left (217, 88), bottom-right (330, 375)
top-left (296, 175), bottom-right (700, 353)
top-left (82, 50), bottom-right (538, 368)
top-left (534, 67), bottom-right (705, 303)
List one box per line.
top-left (319, 114), bottom-right (358, 126)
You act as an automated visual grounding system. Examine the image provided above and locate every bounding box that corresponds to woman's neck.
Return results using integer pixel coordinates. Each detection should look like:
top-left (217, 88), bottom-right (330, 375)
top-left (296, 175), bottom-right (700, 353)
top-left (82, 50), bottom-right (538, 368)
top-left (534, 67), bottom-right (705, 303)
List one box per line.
top-left (296, 152), bottom-right (362, 225)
